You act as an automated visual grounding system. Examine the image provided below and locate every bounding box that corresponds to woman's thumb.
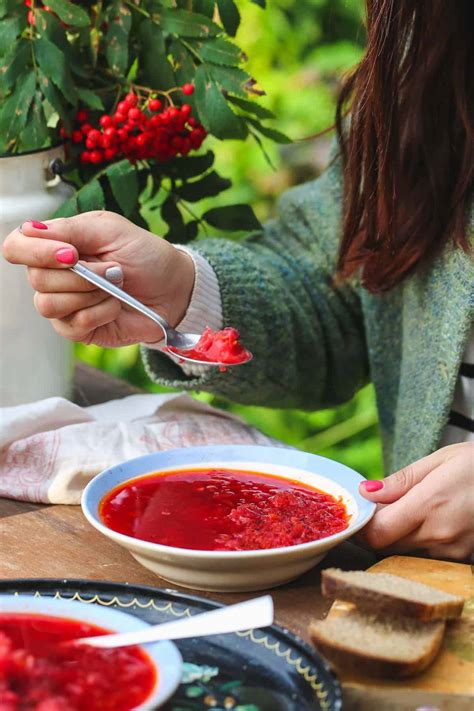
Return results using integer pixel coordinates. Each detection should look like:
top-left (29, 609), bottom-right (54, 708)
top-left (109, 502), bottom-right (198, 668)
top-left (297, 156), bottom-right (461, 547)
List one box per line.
top-left (359, 450), bottom-right (441, 503)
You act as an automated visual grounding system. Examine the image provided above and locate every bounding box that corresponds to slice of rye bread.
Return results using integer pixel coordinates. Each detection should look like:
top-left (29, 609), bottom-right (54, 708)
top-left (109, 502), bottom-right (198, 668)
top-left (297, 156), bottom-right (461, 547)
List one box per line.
top-left (309, 611), bottom-right (446, 678)
top-left (321, 568), bottom-right (465, 621)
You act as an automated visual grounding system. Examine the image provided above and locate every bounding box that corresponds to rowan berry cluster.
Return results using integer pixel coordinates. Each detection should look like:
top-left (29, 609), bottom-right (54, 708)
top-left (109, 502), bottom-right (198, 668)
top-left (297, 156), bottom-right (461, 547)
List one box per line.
top-left (62, 85), bottom-right (206, 166)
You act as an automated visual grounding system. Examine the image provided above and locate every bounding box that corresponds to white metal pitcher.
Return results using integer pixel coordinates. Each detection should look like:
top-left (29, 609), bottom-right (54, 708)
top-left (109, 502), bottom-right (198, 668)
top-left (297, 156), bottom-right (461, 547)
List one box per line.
top-left (0, 146), bottom-right (74, 406)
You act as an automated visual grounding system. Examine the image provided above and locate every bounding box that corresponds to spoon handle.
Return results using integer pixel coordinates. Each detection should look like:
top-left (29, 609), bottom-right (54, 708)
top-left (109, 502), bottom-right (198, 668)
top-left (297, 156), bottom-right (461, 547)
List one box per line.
top-left (77, 595), bottom-right (274, 649)
top-left (71, 262), bottom-right (169, 339)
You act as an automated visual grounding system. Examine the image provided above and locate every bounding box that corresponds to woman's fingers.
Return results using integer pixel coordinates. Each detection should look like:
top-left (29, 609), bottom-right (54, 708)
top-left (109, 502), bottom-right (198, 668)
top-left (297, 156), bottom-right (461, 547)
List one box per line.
top-left (358, 448), bottom-right (445, 504)
top-left (52, 297), bottom-right (122, 343)
top-left (357, 480), bottom-right (428, 549)
top-left (28, 261), bottom-right (124, 293)
top-left (3, 211), bottom-right (127, 270)
top-left (3, 232), bottom-right (79, 269)
top-left (34, 289), bottom-right (110, 320)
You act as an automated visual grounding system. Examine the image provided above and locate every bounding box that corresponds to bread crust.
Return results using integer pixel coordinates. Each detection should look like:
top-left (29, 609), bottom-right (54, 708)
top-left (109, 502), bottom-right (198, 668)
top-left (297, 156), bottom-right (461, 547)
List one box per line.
top-left (321, 569), bottom-right (464, 621)
top-left (308, 619), bottom-right (445, 679)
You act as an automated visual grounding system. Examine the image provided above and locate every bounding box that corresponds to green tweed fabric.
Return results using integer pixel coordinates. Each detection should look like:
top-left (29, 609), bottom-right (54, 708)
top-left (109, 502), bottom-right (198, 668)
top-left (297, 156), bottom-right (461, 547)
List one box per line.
top-left (142, 154), bottom-right (474, 475)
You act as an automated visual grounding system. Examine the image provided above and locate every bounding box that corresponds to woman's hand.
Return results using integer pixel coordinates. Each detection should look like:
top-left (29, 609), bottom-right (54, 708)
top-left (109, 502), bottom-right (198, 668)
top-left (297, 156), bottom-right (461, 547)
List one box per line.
top-left (358, 443), bottom-right (474, 561)
top-left (2, 212), bottom-right (195, 348)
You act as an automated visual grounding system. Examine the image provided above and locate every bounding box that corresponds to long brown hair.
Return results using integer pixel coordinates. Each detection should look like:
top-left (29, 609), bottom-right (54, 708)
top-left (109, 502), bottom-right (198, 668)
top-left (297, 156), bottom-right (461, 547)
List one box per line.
top-left (335, 0), bottom-right (473, 293)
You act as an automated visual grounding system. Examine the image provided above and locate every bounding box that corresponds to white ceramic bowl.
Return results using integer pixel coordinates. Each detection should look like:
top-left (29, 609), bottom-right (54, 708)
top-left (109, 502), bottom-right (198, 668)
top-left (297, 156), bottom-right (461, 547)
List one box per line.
top-left (0, 595), bottom-right (182, 710)
top-left (82, 445), bottom-right (376, 592)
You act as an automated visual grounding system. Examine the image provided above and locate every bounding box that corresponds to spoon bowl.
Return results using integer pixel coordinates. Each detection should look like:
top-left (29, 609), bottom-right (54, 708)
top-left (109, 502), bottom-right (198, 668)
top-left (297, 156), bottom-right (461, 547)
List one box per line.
top-left (71, 262), bottom-right (251, 368)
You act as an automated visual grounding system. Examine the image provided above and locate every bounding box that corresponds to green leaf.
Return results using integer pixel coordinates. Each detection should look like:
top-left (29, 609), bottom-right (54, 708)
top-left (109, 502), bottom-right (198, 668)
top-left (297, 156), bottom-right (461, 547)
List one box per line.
top-left (19, 93), bottom-right (49, 151)
top-left (106, 1), bottom-right (132, 75)
top-left (35, 36), bottom-right (77, 104)
top-left (77, 88), bottom-right (104, 111)
top-left (194, 66), bottom-right (247, 139)
top-left (159, 8), bottom-right (220, 38)
top-left (54, 193), bottom-right (78, 218)
top-left (0, 0), bottom-right (18, 20)
top-left (167, 150), bottom-right (215, 178)
top-left (161, 194), bottom-right (185, 243)
top-left (196, 38), bottom-right (242, 66)
top-left (202, 204), bottom-right (261, 231)
top-left (39, 72), bottom-right (70, 127)
top-left (169, 39), bottom-right (196, 88)
top-left (207, 64), bottom-right (251, 97)
top-left (0, 41), bottom-right (30, 91)
top-left (77, 180), bottom-right (105, 212)
top-left (227, 95), bottom-right (274, 119)
top-left (216, 0), bottom-right (240, 36)
top-left (43, 0), bottom-right (90, 28)
top-left (106, 160), bottom-right (139, 218)
top-left (0, 72), bottom-right (36, 149)
top-left (0, 16), bottom-right (20, 51)
top-left (246, 117), bottom-right (291, 143)
top-left (139, 19), bottom-right (175, 90)
top-left (193, 0), bottom-right (215, 18)
top-left (177, 170), bottom-right (231, 202)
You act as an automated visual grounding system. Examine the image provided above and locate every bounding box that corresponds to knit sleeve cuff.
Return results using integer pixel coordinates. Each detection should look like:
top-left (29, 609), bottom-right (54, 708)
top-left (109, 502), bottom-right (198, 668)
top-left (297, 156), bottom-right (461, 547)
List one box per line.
top-left (143, 246), bottom-right (223, 367)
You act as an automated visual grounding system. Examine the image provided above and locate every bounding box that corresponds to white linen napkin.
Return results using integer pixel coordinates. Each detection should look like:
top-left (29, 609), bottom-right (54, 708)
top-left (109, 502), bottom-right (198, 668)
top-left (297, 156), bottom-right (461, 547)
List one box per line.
top-left (0, 394), bottom-right (273, 504)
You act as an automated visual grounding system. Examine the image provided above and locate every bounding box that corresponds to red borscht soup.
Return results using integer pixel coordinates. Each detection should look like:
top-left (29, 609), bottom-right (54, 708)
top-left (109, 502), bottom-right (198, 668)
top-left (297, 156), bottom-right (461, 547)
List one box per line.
top-left (0, 614), bottom-right (156, 711)
top-left (100, 468), bottom-right (349, 551)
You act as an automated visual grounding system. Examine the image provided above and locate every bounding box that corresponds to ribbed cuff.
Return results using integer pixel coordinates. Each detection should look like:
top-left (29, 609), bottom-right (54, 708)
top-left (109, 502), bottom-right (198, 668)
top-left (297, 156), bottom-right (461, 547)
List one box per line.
top-left (143, 246), bottom-right (223, 375)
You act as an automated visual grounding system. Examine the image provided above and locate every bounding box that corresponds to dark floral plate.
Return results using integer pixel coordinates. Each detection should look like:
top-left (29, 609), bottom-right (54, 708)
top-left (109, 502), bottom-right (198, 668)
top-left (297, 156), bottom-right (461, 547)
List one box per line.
top-left (0, 579), bottom-right (341, 711)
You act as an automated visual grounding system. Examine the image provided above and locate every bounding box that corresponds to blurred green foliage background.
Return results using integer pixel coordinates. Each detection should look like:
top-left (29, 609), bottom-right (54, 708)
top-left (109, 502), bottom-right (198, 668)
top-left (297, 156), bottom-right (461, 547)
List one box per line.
top-left (76, 0), bottom-right (384, 479)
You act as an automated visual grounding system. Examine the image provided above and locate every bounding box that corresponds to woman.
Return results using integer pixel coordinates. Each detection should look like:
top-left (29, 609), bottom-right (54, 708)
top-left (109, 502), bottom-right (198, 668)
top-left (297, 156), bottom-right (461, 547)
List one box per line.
top-left (3, 1), bottom-right (473, 560)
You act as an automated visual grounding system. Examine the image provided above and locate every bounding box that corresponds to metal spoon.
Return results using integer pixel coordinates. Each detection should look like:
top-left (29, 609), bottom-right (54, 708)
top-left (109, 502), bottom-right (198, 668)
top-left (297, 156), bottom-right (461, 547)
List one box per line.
top-left (70, 262), bottom-right (250, 367)
top-left (74, 595), bottom-right (273, 649)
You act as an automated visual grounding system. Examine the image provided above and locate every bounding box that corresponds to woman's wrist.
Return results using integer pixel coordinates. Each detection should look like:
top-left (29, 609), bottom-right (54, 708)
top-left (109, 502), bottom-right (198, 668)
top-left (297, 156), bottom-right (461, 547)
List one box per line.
top-left (165, 246), bottom-right (196, 328)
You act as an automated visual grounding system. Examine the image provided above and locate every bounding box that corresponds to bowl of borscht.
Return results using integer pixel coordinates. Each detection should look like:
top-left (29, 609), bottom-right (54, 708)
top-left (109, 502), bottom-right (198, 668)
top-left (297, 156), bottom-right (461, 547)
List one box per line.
top-left (0, 595), bottom-right (182, 710)
top-left (82, 445), bottom-right (376, 592)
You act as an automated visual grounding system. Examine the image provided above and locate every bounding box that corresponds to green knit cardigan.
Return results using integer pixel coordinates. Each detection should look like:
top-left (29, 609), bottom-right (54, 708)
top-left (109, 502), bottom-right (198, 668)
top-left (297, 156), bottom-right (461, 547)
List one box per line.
top-left (142, 153), bottom-right (474, 474)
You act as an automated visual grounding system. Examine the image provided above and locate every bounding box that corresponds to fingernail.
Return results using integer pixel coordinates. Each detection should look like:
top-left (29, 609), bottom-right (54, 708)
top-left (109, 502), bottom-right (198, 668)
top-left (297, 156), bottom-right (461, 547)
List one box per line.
top-left (55, 248), bottom-right (76, 265)
top-left (26, 220), bottom-right (48, 230)
top-left (362, 480), bottom-right (384, 492)
top-left (105, 266), bottom-right (124, 284)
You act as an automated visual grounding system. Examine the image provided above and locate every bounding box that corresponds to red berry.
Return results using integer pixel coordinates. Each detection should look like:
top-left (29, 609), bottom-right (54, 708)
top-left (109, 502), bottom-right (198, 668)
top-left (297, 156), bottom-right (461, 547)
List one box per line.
top-left (27, 9), bottom-right (36, 25)
top-left (182, 83), bottom-right (194, 96)
top-left (99, 115), bottom-right (113, 128)
top-left (80, 151), bottom-right (91, 164)
top-left (117, 128), bottom-right (129, 142)
top-left (188, 117), bottom-right (198, 128)
top-left (180, 103), bottom-right (192, 118)
top-left (169, 108), bottom-right (180, 121)
top-left (24, 0), bottom-right (32, 6)
top-left (72, 130), bottom-right (83, 143)
top-left (85, 136), bottom-right (96, 150)
top-left (125, 92), bottom-right (138, 107)
top-left (149, 98), bottom-right (161, 112)
top-left (149, 114), bottom-right (162, 128)
top-left (80, 123), bottom-right (93, 135)
top-left (128, 107), bottom-right (142, 121)
top-left (113, 112), bottom-right (127, 125)
top-left (117, 100), bottom-right (129, 114)
top-left (104, 126), bottom-right (117, 139)
top-left (89, 150), bottom-right (103, 164)
top-left (76, 109), bottom-right (89, 123)
top-left (59, 127), bottom-right (69, 139)
top-left (88, 129), bottom-right (102, 144)
top-left (104, 147), bottom-right (118, 161)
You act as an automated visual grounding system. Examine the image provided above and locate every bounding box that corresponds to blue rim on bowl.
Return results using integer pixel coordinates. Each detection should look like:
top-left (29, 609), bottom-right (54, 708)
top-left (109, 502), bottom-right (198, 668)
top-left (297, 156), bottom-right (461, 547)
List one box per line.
top-left (81, 445), bottom-right (376, 591)
top-left (0, 595), bottom-right (183, 710)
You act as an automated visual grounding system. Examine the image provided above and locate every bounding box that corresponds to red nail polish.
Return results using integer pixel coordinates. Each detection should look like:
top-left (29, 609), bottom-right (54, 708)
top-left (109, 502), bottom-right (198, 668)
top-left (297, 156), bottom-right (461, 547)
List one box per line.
top-left (55, 248), bottom-right (76, 265)
top-left (362, 480), bottom-right (384, 492)
top-left (26, 220), bottom-right (48, 230)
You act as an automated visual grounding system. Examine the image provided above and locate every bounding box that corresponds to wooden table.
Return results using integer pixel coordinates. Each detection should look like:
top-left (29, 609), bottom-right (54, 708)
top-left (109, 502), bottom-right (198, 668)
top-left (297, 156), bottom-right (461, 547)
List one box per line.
top-left (0, 363), bottom-right (376, 697)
